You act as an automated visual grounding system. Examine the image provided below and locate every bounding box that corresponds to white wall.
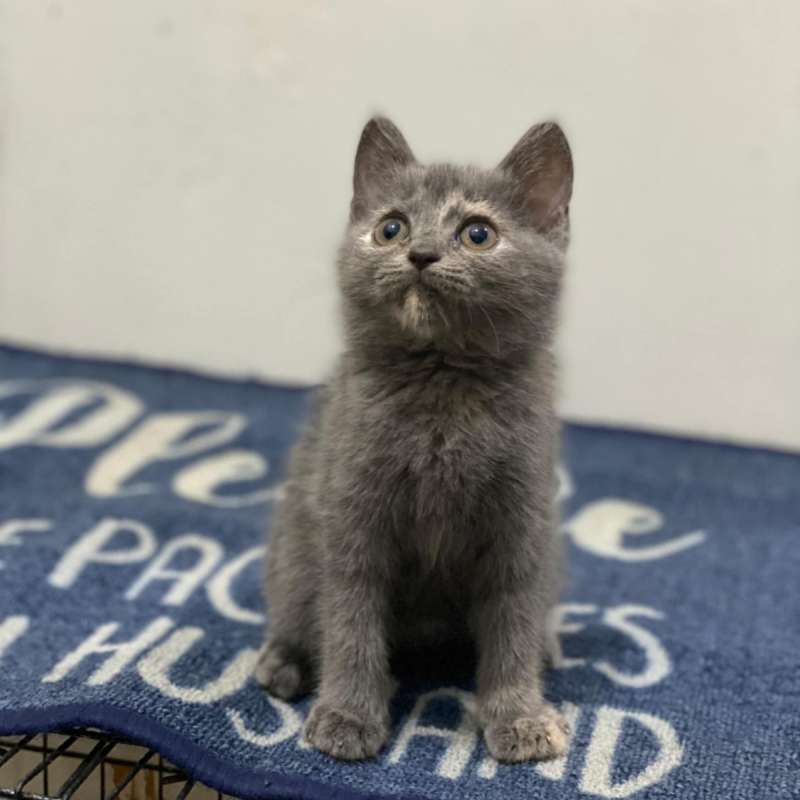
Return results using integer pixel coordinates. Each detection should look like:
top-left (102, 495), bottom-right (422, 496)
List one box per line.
top-left (1, 1), bottom-right (798, 450)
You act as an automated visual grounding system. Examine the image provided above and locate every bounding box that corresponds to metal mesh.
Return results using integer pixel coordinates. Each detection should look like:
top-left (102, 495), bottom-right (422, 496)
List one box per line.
top-left (0, 730), bottom-right (235, 800)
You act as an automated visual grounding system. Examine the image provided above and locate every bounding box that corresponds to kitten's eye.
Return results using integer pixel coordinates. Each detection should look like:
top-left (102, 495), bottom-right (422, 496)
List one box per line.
top-left (374, 217), bottom-right (409, 245)
top-left (459, 221), bottom-right (498, 251)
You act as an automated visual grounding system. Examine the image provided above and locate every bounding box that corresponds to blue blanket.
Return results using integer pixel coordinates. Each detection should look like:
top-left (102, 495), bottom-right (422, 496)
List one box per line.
top-left (1, 344), bottom-right (798, 800)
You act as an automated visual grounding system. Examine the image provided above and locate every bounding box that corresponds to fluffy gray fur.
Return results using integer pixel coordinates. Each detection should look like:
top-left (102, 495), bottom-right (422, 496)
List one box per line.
top-left (255, 116), bottom-right (574, 763)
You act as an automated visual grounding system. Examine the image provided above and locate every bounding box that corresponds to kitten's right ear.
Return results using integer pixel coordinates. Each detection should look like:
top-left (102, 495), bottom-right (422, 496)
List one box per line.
top-left (351, 117), bottom-right (416, 220)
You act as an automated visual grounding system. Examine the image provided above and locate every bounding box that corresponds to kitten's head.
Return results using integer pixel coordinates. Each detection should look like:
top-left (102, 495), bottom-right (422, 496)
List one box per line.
top-left (338, 116), bottom-right (573, 360)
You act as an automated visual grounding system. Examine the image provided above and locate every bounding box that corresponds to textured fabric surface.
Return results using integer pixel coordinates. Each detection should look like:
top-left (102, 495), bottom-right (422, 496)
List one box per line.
top-left (0, 344), bottom-right (798, 800)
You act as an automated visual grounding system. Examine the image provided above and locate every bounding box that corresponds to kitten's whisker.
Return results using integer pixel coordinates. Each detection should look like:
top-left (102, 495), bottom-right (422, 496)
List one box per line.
top-left (466, 301), bottom-right (475, 329)
top-left (375, 268), bottom-right (409, 284)
top-left (426, 273), bottom-right (471, 297)
top-left (478, 303), bottom-right (501, 357)
top-left (434, 299), bottom-right (451, 331)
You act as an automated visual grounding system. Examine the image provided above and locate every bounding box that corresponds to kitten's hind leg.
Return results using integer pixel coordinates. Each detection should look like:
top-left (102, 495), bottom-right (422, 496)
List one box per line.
top-left (256, 570), bottom-right (318, 700)
top-left (256, 577), bottom-right (317, 700)
top-left (256, 400), bottom-right (327, 701)
top-left (256, 493), bottom-right (320, 701)
top-left (255, 638), bottom-right (314, 700)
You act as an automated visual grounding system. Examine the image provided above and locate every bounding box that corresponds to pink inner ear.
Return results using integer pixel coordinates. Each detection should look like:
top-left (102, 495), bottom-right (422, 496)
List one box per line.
top-left (351, 117), bottom-right (416, 220)
top-left (354, 119), bottom-right (415, 186)
top-left (499, 122), bottom-right (573, 232)
top-left (533, 169), bottom-right (572, 229)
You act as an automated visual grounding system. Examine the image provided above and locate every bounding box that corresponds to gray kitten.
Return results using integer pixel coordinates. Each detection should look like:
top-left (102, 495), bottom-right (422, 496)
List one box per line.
top-left (255, 116), bottom-right (573, 763)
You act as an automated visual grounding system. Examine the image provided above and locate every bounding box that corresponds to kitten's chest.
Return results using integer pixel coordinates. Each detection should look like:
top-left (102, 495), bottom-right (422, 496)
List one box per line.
top-left (349, 367), bottom-right (531, 569)
top-left (401, 414), bottom-right (486, 487)
top-left (374, 373), bottom-right (511, 519)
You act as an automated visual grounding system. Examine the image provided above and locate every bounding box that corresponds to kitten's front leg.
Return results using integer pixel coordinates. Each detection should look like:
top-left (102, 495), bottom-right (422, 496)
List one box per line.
top-left (304, 524), bottom-right (393, 761)
top-left (474, 538), bottom-right (569, 763)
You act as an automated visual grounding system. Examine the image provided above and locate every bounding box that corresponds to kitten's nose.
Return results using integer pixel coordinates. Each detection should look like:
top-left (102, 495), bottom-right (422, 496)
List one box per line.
top-left (408, 250), bottom-right (441, 271)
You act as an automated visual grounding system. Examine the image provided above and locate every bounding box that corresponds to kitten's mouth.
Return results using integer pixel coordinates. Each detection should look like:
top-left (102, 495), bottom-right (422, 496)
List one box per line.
top-left (396, 285), bottom-right (437, 336)
top-left (416, 267), bottom-right (469, 302)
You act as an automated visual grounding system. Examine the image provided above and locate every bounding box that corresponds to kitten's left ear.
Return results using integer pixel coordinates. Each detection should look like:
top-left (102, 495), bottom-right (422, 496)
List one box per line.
top-left (351, 116), bottom-right (416, 220)
top-left (498, 122), bottom-right (573, 233)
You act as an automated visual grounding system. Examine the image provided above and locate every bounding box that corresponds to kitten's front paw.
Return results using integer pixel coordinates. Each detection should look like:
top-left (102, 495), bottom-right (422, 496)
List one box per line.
top-left (485, 704), bottom-right (569, 763)
top-left (304, 702), bottom-right (388, 761)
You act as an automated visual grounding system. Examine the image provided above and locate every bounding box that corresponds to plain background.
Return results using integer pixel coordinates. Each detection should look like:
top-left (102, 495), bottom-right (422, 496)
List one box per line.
top-left (1, 1), bottom-right (798, 450)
